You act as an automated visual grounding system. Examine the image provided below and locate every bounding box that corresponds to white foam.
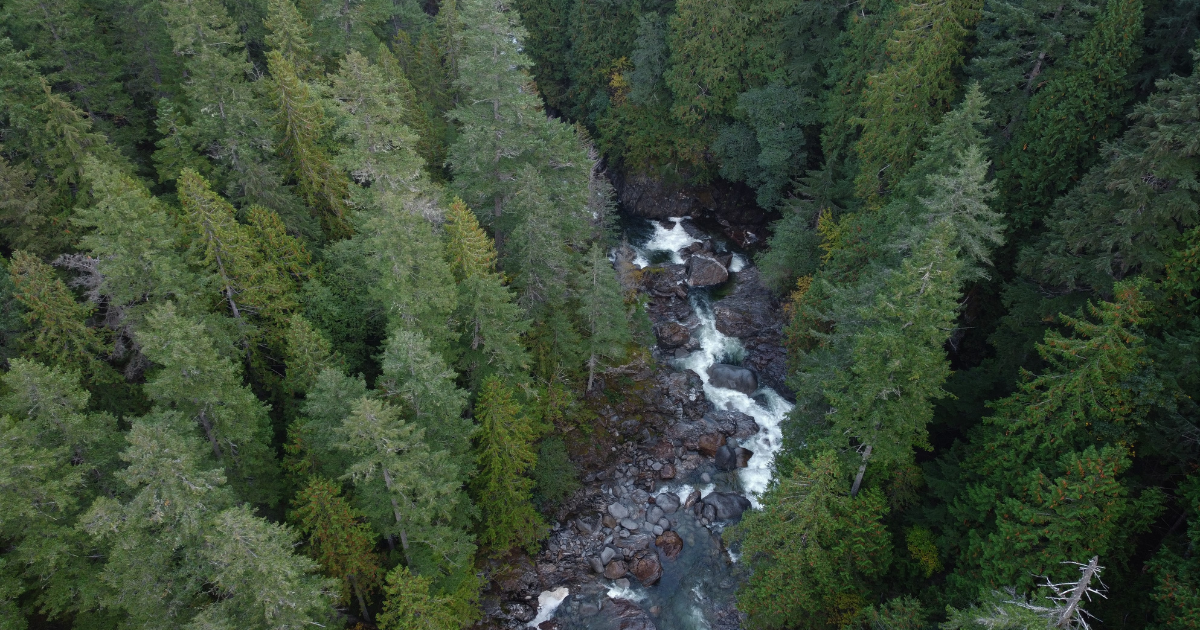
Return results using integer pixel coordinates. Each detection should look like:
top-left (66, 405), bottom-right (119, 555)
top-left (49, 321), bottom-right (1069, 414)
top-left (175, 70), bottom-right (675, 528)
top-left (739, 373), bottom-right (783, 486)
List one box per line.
top-left (642, 217), bottom-right (700, 264)
top-left (527, 587), bottom-right (569, 627)
top-left (729, 254), bottom-right (747, 273)
top-left (606, 582), bottom-right (646, 601)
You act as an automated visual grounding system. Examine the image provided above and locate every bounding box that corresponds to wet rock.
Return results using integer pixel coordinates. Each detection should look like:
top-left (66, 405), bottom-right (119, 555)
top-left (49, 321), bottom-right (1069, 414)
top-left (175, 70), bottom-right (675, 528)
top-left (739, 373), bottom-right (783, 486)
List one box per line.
top-left (735, 446), bottom-right (754, 468)
top-left (712, 267), bottom-right (792, 398)
top-left (701, 472), bottom-right (712, 483)
top-left (656, 492), bottom-right (680, 514)
top-left (538, 620), bottom-right (562, 630)
top-left (603, 514), bottom-right (618, 529)
top-left (702, 503), bottom-right (716, 522)
top-left (707, 364), bottom-right (758, 394)
top-left (684, 489), bottom-right (701, 509)
top-left (686, 255), bottom-right (729, 287)
top-left (714, 444), bottom-right (737, 471)
top-left (604, 560), bottom-right (628, 579)
top-left (653, 321), bottom-right (690, 348)
top-left (659, 463), bottom-right (676, 479)
top-left (608, 503), bottom-right (630, 519)
top-left (698, 433), bottom-right (726, 457)
top-left (615, 533), bottom-right (653, 552)
top-left (655, 531), bottom-right (684, 560)
top-left (506, 602), bottom-right (536, 623)
top-left (648, 506), bottom-right (665, 523)
top-left (706, 409), bottom-right (760, 438)
top-left (608, 597), bottom-right (658, 630)
top-left (621, 518), bottom-right (640, 531)
top-left (590, 557), bottom-right (605, 574)
top-left (580, 603), bottom-right (600, 617)
top-left (702, 492), bottom-right (752, 521)
top-left (632, 554), bottom-right (664, 586)
top-left (601, 547), bottom-right (617, 565)
top-left (658, 518), bottom-right (670, 529)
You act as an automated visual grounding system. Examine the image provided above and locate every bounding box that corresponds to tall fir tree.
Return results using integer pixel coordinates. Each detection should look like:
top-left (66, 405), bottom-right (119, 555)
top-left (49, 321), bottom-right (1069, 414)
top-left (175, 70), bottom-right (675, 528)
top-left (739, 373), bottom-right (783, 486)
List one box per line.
top-left (291, 476), bottom-right (382, 619)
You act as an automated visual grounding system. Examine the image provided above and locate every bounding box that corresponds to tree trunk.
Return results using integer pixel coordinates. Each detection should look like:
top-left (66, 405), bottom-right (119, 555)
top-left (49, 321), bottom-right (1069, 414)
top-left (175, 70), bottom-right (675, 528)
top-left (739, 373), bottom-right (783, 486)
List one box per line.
top-left (381, 468), bottom-right (413, 567)
top-left (197, 409), bottom-right (223, 460)
top-left (350, 573), bottom-right (371, 622)
top-left (850, 444), bottom-right (872, 497)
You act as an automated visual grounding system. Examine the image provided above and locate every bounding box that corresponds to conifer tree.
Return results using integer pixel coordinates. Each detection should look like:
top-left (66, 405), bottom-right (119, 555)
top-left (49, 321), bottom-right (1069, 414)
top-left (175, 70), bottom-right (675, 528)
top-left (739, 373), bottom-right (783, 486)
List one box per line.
top-left (853, 0), bottom-right (982, 201)
top-left (8, 251), bottom-right (112, 382)
top-left (378, 328), bottom-right (472, 467)
top-left (444, 198), bottom-right (497, 282)
top-left (268, 50), bottom-right (352, 238)
top-left (292, 476), bottom-right (382, 619)
top-left (471, 376), bottom-right (544, 555)
top-left (337, 396), bottom-right (468, 571)
top-left (265, 0), bottom-right (318, 77)
top-left (576, 243), bottom-right (631, 391)
top-left (376, 565), bottom-right (459, 630)
top-left (1024, 45), bottom-right (1200, 292)
top-left (727, 450), bottom-right (892, 629)
top-left (306, 0), bottom-right (391, 62)
top-left (136, 302), bottom-right (280, 502)
top-left (1001, 0), bottom-right (1145, 229)
top-left (282, 314), bottom-right (340, 396)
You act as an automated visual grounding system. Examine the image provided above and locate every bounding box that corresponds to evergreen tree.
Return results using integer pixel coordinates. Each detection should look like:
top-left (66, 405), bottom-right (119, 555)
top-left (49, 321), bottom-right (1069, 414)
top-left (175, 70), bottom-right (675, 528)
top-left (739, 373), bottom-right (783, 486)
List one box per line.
top-left (1001, 0), bottom-right (1145, 229)
top-left (470, 376), bottom-right (544, 555)
top-left (291, 476), bottom-right (382, 619)
top-left (8, 251), bottom-right (112, 383)
top-left (265, 0), bottom-right (318, 77)
top-left (305, 0), bottom-right (391, 62)
top-left (727, 450), bottom-right (892, 629)
top-left (1024, 45), bottom-right (1200, 292)
top-left (267, 49), bottom-right (352, 237)
top-left (576, 243), bottom-right (631, 391)
top-left (136, 301), bottom-right (280, 503)
top-left (377, 328), bottom-right (472, 466)
top-left (853, 0), bottom-right (982, 201)
top-left (376, 565), bottom-right (459, 630)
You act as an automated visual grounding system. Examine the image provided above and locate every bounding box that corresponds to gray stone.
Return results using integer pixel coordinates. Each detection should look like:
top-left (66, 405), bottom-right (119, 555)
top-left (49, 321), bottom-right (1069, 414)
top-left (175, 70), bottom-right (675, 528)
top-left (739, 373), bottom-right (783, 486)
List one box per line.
top-left (714, 444), bottom-right (737, 471)
top-left (601, 547), bottom-right (617, 565)
top-left (701, 472), bottom-right (711, 483)
top-left (651, 461), bottom-right (663, 471)
top-left (580, 603), bottom-right (600, 617)
top-left (648, 506), bottom-right (664, 523)
top-left (702, 503), bottom-right (716, 522)
top-left (684, 489), bottom-right (701, 509)
top-left (706, 363), bottom-right (758, 394)
top-left (643, 522), bottom-right (654, 532)
top-left (654, 321), bottom-right (690, 348)
top-left (608, 503), bottom-right (630, 519)
top-left (621, 518), bottom-right (640, 531)
top-left (658, 518), bottom-right (670, 529)
top-left (686, 255), bottom-right (729, 287)
top-left (702, 491), bottom-right (752, 521)
top-left (590, 557), bottom-right (605, 574)
top-left (735, 446), bottom-right (754, 468)
top-left (653, 525), bottom-right (664, 535)
top-left (656, 492), bottom-right (680, 514)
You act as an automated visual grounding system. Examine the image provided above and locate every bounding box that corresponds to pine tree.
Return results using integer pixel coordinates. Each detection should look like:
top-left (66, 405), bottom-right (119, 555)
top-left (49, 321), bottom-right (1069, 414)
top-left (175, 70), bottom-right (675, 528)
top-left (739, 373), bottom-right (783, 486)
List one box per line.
top-left (268, 50), bottom-right (352, 238)
top-left (281, 314), bottom-right (340, 396)
top-left (576, 243), bottom-right (631, 391)
top-left (443, 198), bottom-right (497, 282)
top-left (377, 328), bottom-right (472, 467)
top-left (853, 0), bottom-right (983, 201)
top-left (305, 0), bottom-right (391, 62)
top-left (1001, 0), bottom-right (1145, 230)
top-left (337, 396), bottom-right (468, 570)
top-left (265, 0), bottom-right (318, 77)
top-left (470, 376), bottom-right (544, 555)
top-left (291, 476), bottom-right (382, 619)
top-left (8, 251), bottom-right (111, 382)
top-left (136, 301), bottom-right (280, 503)
top-left (727, 450), bottom-right (892, 630)
top-left (376, 565), bottom-right (459, 630)
top-left (1023, 45), bottom-right (1200, 292)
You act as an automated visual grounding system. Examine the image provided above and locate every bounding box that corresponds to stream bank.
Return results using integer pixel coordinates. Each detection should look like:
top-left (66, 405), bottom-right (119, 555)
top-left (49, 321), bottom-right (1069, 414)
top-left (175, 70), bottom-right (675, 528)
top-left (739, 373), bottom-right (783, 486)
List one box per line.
top-left (480, 216), bottom-right (792, 630)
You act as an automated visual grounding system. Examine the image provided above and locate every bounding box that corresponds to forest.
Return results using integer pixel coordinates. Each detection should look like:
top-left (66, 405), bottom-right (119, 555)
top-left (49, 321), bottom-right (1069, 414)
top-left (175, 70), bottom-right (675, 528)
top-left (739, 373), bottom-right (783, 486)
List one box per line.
top-left (0, 0), bottom-right (1198, 625)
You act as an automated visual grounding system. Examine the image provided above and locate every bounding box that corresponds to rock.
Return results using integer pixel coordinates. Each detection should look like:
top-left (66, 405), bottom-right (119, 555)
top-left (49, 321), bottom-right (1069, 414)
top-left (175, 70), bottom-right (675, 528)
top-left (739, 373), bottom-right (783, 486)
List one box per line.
top-left (539, 620), bottom-right (562, 630)
top-left (604, 560), bottom-right (628, 580)
top-left (603, 514), bottom-right (618, 529)
top-left (702, 492), bottom-right (752, 521)
top-left (609, 503), bottom-right (630, 519)
top-left (659, 463), bottom-right (676, 479)
top-left (615, 578), bottom-right (630, 590)
top-left (714, 444), bottom-right (737, 471)
top-left (706, 409), bottom-right (760, 438)
top-left (735, 446), bottom-right (754, 468)
top-left (620, 518), bottom-right (640, 531)
top-left (601, 547), bottom-right (617, 565)
top-left (574, 518), bottom-right (594, 535)
top-left (656, 492), bottom-right (680, 514)
top-left (505, 602), bottom-right (536, 623)
top-left (701, 472), bottom-right (712, 483)
top-left (658, 518), bottom-right (670, 529)
top-left (712, 267), bottom-right (792, 398)
top-left (608, 597), bottom-right (658, 630)
top-left (655, 531), bottom-right (684, 560)
top-left (653, 321), bottom-right (690, 348)
top-left (632, 554), bottom-right (663, 586)
top-left (686, 255), bottom-right (729, 287)
top-left (653, 525), bottom-right (664, 535)
top-left (706, 363), bottom-right (759, 394)
top-left (702, 503), bottom-right (716, 522)
top-left (651, 461), bottom-right (663, 471)
top-left (648, 506), bottom-right (664, 523)
top-left (683, 489), bottom-right (701, 509)
top-left (697, 433), bottom-right (726, 457)
top-left (615, 533), bottom-right (654, 552)
top-left (590, 557), bottom-right (605, 574)
top-left (580, 603), bottom-right (600, 617)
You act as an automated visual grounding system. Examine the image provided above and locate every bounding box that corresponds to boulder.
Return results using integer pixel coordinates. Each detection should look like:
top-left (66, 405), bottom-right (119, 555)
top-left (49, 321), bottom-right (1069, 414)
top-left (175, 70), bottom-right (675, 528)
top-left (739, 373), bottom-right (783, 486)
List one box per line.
top-left (653, 321), bottom-right (690, 348)
top-left (590, 557), bottom-right (605, 574)
top-left (604, 560), bottom-right (628, 580)
top-left (608, 598), bottom-right (658, 630)
top-left (632, 554), bottom-right (663, 586)
top-left (642, 264), bottom-right (688, 298)
top-left (735, 446), bottom-right (754, 468)
top-left (705, 410), bottom-right (760, 438)
top-left (601, 547), bottom-right (617, 565)
top-left (620, 518), bottom-right (640, 531)
top-left (659, 463), bottom-right (676, 480)
top-left (706, 364), bottom-right (758, 394)
top-left (505, 602), bottom-right (536, 623)
top-left (655, 531), bottom-right (684, 560)
top-left (686, 255), bottom-right (729, 287)
top-left (714, 444), bottom-right (737, 471)
top-left (702, 492), bottom-right (752, 521)
top-left (647, 506), bottom-right (665, 523)
top-left (655, 492), bottom-right (680, 514)
top-left (615, 533), bottom-right (654, 552)
top-left (712, 267), bottom-right (783, 338)
top-left (697, 433), bottom-right (726, 457)
top-left (683, 489), bottom-right (701, 509)
top-left (608, 503), bottom-right (630, 520)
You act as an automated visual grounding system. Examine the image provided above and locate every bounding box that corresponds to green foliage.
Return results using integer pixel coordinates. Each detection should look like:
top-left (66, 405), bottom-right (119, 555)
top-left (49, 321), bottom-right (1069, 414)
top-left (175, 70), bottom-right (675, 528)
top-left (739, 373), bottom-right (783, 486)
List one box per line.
top-left (470, 376), bottom-right (545, 555)
top-left (378, 328), bottom-right (472, 467)
top-left (291, 476), bottom-right (382, 610)
top-left (728, 450), bottom-right (892, 629)
top-left (532, 435), bottom-right (579, 508)
top-left (377, 565), bottom-right (460, 630)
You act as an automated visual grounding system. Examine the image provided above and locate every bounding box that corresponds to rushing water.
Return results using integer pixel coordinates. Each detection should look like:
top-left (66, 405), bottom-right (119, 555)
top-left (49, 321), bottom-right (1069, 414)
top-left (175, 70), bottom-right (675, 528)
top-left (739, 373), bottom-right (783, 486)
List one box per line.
top-left (535, 216), bottom-right (793, 629)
